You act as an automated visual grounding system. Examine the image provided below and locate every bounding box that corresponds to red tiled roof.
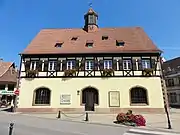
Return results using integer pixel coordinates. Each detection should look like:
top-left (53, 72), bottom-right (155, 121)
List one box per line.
top-left (0, 61), bottom-right (13, 77)
top-left (163, 57), bottom-right (180, 72)
top-left (21, 27), bottom-right (161, 55)
top-left (0, 61), bottom-right (17, 83)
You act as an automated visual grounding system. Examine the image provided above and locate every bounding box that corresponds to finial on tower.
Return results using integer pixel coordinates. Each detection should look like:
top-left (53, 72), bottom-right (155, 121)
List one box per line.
top-left (89, 2), bottom-right (93, 8)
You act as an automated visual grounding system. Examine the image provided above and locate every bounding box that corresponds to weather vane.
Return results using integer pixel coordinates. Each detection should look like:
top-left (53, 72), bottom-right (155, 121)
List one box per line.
top-left (89, 2), bottom-right (93, 8)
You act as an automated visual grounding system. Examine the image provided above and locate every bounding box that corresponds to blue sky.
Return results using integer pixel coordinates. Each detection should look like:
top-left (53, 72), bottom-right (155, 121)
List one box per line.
top-left (0, 0), bottom-right (180, 66)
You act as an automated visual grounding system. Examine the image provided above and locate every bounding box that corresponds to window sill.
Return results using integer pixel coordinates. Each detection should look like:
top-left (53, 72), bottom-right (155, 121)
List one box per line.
top-left (32, 104), bottom-right (50, 106)
top-left (130, 103), bottom-right (148, 106)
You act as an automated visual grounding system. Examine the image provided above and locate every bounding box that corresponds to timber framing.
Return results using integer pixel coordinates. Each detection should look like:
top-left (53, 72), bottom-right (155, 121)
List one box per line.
top-left (20, 53), bottom-right (162, 78)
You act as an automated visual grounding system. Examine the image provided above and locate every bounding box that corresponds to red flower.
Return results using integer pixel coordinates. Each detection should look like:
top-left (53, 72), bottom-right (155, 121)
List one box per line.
top-left (134, 115), bottom-right (146, 126)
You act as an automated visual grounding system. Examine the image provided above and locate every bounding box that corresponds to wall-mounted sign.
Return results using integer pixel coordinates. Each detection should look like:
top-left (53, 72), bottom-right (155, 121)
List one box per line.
top-left (60, 94), bottom-right (71, 105)
top-left (14, 89), bottom-right (19, 95)
top-left (108, 91), bottom-right (120, 107)
top-left (0, 90), bottom-right (14, 95)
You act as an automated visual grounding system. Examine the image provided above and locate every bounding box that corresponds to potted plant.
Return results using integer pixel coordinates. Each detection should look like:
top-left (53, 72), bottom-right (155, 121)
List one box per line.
top-left (64, 69), bottom-right (76, 76)
top-left (102, 69), bottom-right (114, 76)
top-left (26, 69), bottom-right (38, 78)
top-left (142, 68), bottom-right (154, 76)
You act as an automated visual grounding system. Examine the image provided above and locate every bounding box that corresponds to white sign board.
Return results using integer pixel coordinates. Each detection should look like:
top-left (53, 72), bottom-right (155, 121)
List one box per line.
top-left (60, 94), bottom-right (71, 105)
top-left (109, 91), bottom-right (120, 107)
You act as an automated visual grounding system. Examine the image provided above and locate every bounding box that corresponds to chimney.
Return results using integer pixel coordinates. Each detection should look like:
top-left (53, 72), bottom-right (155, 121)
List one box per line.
top-left (0, 58), bottom-right (3, 62)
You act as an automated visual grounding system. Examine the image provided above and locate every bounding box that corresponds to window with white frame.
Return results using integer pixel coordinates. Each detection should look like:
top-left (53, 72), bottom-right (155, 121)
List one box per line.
top-left (67, 60), bottom-right (75, 70)
top-left (123, 60), bottom-right (132, 70)
top-left (142, 59), bottom-right (151, 69)
top-left (85, 60), bottom-right (94, 70)
top-left (30, 61), bottom-right (37, 70)
top-left (48, 61), bottom-right (56, 71)
top-left (104, 60), bottom-right (112, 69)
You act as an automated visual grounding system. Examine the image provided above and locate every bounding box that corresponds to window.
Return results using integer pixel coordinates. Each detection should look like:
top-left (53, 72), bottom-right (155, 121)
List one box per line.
top-left (34, 88), bottom-right (51, 105)
top-left (130, 87), bottom-right (148, 104)
top-left (55, 43), bottom-right (63, 48)
top-left (104, 60), bottom-right (112, 69)
top-left (85, 60), bottom-right (94, 70)
top-left (8, 84), bottom-right (15, 91)
top-left (30, 61), bottom-right (37, 70)
top-left (102, 36), bottom-right (108, 40)
top-left (178, 77), bottom-right (180, 85)
top-left (24, 61), bottom-right (30, 71)
top-left (116, 40), bottom-right (125, 46)
top-left (0, 85), bottom-right (5, 90)
top-left (88, 15), bottom-right (95, 24)
top-left (67, 60), bottom-right (75, 70)
top-left (170, 93), bottom-right (177, 103)
top-left (48, 61), bottom-right (57, 71)
top-left (168, 79), bottom-right (174, 87)
top-left (71, 37), bottom-right (78, 41)
top-left (142, 59), bottom-right (151, 69)
top-left (123, 60), bottom-right (132, 70)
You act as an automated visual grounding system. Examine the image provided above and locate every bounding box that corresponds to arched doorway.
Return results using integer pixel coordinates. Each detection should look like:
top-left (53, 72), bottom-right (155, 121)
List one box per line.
top-left (82, 87), bottom-right (99, 111)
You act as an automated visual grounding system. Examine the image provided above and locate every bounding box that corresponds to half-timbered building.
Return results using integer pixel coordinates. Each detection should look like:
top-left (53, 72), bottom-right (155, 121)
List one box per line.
top-left (17, 8), bottom-right (165, 113)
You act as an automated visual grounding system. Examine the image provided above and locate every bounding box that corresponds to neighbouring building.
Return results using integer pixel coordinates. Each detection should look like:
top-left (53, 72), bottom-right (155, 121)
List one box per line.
top-left (17, 8), bottom-right (165, 113)
top-left (163, 57), bottom-right (180, 107)
top-left (0, 59), bottom-right (18, 107)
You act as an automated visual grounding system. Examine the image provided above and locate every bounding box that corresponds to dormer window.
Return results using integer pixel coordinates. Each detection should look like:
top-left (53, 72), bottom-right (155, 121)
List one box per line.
top-left (86, 43), bottom-right (93, 48)
top-left (168, 67), bottom-right (171, 71)
top-left (102, 36), bottom-right (108, 40)
top-left (116, 40), bottom-right (125, 46)
top-left (71, 37), bottom-right (78, 41)
top-left (55, 42), bottom-right (63, 48)
top-left (86, 40), bottom-right (94, 48)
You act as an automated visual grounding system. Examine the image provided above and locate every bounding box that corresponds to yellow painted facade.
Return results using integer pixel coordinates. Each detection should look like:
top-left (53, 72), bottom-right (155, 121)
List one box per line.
top-left (18, 77), bottom-right (164, 110)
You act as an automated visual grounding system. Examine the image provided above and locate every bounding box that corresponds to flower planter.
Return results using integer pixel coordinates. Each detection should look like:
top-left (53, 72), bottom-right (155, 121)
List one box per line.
top-left (115, 110), bottom-right (146, 127)
top-left (64, 69), bottom-right (76, 76)
top-left (102, 69), bottom-right (114, 77)
top-left (26, 70), bottom-right (38, 78)
top-left (142, 68), bottom-right (154, 77)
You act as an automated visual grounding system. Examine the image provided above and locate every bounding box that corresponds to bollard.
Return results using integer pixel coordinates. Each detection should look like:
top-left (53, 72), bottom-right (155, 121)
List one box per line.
top-left (57, 110), bottom-right (61, 119)
top-left (85, 112), bottom-right (89, 121)
top-left (10, 106), bottom-right (14, 113)
top-left (9, 123), bottom-right (14, 135)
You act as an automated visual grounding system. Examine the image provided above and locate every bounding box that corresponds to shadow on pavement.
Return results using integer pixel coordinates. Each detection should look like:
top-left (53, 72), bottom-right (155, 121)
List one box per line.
top-left (0, 107), bottom-right (13, 112)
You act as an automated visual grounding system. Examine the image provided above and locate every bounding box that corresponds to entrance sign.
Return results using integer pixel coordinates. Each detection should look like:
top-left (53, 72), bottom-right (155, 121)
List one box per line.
top-left (109, 91), bottom-right (120, 107)
top-left (60, 94), bottom-right (71, 105)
